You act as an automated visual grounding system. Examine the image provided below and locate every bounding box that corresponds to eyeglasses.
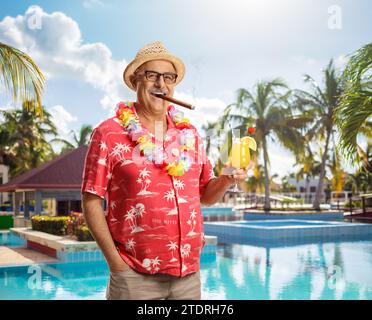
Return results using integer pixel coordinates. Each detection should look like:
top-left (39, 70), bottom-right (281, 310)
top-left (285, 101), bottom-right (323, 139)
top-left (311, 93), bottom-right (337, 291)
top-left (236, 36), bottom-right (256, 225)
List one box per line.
top-left (137, 70), bottom-right (178, 84)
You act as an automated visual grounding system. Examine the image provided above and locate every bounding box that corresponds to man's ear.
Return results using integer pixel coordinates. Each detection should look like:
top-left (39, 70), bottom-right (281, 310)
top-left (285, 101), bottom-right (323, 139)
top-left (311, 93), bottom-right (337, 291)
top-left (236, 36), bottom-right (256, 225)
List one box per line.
top-left (129, 75), bottom-right (137, 90)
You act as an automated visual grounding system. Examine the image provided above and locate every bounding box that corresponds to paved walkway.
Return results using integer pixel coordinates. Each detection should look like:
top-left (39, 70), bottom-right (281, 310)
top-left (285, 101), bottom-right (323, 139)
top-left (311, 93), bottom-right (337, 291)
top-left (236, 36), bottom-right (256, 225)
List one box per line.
top-left (0, 246), bottom-right (58, 267)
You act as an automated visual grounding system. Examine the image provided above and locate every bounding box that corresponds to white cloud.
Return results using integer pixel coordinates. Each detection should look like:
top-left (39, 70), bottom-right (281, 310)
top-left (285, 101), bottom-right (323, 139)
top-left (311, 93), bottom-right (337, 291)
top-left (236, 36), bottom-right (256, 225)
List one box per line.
top-left (174, 91), bottom-right (227, 132)
top-left (0, 6), bottom-right (229, 139)
top-left (0, 5), bottom-right (129, 111)
top-left (49, 105), bottom-right (78, 136)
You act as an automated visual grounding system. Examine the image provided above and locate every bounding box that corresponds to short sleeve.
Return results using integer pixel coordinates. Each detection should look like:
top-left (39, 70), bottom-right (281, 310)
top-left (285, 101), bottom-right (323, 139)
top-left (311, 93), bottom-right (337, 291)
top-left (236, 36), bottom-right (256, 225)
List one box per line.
top-left (81, 126), bottom-right (112, 199)
top-left (199, 157), bottom-right (215, 198)
top-left (196, 130), bottom-right (216, 198)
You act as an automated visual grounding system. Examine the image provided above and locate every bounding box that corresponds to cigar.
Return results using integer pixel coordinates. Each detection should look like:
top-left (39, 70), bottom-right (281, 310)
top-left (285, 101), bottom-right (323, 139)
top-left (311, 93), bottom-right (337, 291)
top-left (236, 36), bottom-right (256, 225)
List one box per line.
top-left (151, 92), bottom-right (195, 110)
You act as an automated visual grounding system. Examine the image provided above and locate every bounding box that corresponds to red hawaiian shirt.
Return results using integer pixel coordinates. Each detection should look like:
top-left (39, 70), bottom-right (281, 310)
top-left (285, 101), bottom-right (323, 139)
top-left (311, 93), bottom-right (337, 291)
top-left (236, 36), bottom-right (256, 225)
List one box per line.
top-left (81, 102), bottom-right (215, 277)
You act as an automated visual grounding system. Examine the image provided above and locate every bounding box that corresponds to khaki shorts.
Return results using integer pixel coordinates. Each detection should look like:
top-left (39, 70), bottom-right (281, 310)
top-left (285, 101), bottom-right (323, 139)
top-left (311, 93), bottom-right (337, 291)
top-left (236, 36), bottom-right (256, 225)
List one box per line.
top-left (106, 267), bottom-right (201, 300)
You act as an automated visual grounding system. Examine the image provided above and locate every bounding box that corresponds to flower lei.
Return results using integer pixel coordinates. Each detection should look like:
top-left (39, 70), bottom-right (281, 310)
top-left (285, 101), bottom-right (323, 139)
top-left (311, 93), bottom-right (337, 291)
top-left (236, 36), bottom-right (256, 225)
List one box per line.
top-left (115, 101), bottom-right (196, 176)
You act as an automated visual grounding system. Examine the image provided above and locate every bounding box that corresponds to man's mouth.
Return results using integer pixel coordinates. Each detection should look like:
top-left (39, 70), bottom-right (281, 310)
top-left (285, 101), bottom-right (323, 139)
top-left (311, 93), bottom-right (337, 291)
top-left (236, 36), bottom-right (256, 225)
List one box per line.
top-left (150, 90), bottom-right (167, 97)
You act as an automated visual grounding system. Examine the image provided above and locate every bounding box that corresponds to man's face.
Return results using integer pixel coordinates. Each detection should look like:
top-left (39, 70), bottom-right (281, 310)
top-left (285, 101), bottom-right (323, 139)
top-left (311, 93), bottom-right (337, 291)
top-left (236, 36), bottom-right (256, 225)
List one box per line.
top-left (133, 60), bottom-right (177, 113)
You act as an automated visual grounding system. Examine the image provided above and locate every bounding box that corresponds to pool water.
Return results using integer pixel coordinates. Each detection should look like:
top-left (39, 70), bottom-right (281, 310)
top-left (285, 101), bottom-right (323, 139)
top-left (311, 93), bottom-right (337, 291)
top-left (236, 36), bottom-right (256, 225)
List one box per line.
top-left (1, 240), bottom-right (372, 300)
top-left (234, 220), bottom-right (335, 227)
top-left (202, 207), bottom-right (234, 216)
top-left (0, 232), bottom-right (26, 247)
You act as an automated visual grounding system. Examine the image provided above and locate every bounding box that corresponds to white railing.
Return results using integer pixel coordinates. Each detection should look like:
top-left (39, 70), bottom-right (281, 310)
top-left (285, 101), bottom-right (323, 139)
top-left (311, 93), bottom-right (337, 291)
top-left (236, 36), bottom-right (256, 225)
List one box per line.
top-left (221, 191), bottom-right (353, 208)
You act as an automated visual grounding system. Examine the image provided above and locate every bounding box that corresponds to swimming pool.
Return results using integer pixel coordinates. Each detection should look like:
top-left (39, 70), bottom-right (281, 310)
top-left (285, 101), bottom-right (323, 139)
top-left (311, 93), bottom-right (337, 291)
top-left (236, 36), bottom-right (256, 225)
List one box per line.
top-left (235, 220), bottom-right (339, 227)
top-left (204, 219), bottom-right (372, 246)
top-left (201, 207), bottom-right (234, 216)
top-left (1, 241), bottom-right (372, 299)
top-left (0, 231), bottom-right (26, 247)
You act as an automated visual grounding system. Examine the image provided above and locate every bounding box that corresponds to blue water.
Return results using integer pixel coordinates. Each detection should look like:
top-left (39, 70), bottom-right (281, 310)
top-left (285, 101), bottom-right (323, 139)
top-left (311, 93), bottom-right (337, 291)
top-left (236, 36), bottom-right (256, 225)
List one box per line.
top-left (1, 241), bottom-right (372, 300)
top-left (0, 232), bottom-right (26, 247)
top-left (234, 220), bottom-right (335, 227)
top-left (202, 207), bottom-right (234, 216)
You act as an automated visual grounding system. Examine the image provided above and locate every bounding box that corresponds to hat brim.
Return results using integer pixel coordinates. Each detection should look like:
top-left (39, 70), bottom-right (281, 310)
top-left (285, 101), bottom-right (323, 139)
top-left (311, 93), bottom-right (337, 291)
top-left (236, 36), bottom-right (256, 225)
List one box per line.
top-left (123, 54), bottom-right (185, 91)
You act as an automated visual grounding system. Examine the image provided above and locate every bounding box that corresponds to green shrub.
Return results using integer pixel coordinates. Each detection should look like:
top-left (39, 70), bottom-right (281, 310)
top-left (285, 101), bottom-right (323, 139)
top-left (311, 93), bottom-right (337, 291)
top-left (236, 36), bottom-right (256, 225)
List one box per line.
top-left (353, 200), bottom-right (362, 208)
top-left (75, 225), bottom-right (94, 242)
top-left (0, 215), bottom-right (13, 229)
top-left (31, 215), bottom-right (72, 236)
top-left (31, 213), bottom-right (94, 241)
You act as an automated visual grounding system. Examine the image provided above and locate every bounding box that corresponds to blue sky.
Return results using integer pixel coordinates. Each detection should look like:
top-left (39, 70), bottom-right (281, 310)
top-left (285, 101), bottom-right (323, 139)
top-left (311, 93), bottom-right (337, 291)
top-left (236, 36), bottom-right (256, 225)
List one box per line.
top-left (0, 0), bottom-right (371, 179)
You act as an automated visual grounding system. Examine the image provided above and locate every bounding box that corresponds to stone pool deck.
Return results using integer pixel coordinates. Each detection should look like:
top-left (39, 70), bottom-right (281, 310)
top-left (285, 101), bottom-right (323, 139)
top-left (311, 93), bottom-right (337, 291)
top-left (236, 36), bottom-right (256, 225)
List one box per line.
top-left (4, 228), bottom-right (218, 265)
top-left (0, 246), bottom-right (58, 267)
top-left (243, 210), bottom-right (344, 220)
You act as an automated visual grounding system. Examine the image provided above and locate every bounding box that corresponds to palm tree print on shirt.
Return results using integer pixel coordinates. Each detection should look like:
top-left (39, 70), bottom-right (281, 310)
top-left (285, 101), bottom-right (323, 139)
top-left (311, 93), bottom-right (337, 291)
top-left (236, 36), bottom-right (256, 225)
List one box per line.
top-left (125, 203), bottom-right (146, 233)
top-left (164, 189), bottom-right (175, 201)
top-left (99, 141), bottom-right (108, 151)
top-left (110, 142), bottom-right (131, 157)
top-left (173, 178), bottom-right (185, 190)
top-left (125, 238), bottom-right (136, 258)
top-left (137, 167), bottom-right (153, 195)
top-left (142, 256), bottom-right (161, 273)
top-left (186, 209), bottom-right (198, 236)
top-left (110, 142), bottom-right (133, 167)
top-left (173, 178), bottom-right (187, 203)
top-left (97, 156), bottom-right (107, 166)
top-left (164, 189), bottom-right (178, 215)
top-left (166, 241), bottom-right (179, 262)
top-left (180, 243), bottom-right (191, 272)
top-left (109, 202), bottom-right (118, 222)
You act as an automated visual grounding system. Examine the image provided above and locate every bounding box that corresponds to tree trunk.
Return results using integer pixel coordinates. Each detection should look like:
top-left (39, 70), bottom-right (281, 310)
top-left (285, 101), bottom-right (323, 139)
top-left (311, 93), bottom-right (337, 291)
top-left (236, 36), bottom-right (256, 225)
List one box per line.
top-left (262, 136), bottom-right (271, 211)
top-left (305, 174), bottom-right (310, 204)
top-left (313, 128), bottom-right (332, 210)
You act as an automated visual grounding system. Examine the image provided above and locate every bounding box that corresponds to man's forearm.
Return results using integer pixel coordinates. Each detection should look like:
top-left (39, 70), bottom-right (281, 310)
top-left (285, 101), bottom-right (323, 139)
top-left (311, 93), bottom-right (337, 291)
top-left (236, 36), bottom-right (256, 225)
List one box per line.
top-left (82, 195), bottom-right (124, 267)
top-left (200, 176), bottom-right (231, 206)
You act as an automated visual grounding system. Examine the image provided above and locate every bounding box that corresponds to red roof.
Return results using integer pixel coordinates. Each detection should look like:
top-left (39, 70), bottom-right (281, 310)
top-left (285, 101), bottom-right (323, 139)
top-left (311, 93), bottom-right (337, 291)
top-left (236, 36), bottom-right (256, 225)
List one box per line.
top-left (0, 146), bottom-right (88, 192)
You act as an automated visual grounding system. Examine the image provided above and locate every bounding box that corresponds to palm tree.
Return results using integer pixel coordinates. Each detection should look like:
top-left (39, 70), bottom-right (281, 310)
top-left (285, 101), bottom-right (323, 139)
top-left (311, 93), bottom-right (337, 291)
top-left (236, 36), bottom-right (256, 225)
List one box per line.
top-left (201, 120), bottom-right (226, 176)
top-left (280, 173), bottom-right (297, 193)
top-left (221, 79), bottom-right (309, 210)
top-left (344, 169), bottom-right (372, 194)
top-left (0, 101), bottom-right (57, 177)
top-left (329, 147), bottom-right (347, 193)
top-left (51, 124), bottom-right (93, 154)
top-left (359, 142), bottom-right (372, 172)
top-left (0, 121), bottom-right (14, 168)
top-left (0, 42), bottom-right (45, 115)
top-left (295, 60), bottom-right (344, 210)
top-left (334, 43), bottom-right (372, 169)
top-left (294, 142), bottom-right (322, 202)
top-left (244, 160), bottom-right (265, 193)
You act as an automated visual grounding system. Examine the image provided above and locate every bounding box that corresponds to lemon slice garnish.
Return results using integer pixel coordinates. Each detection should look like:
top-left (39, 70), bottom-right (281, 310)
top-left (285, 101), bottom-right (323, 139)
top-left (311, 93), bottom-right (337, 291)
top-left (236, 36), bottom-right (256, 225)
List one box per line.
top-left (241, 136), bottom-right (257, 151)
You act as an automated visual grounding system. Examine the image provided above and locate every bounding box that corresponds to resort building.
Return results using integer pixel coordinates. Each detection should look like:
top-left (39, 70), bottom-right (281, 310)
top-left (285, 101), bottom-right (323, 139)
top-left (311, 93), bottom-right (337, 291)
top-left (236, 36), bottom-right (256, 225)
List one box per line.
top-left (0, 146), bottom-right (89, 219)
top-left (0, 164), bottom-right (10, 205)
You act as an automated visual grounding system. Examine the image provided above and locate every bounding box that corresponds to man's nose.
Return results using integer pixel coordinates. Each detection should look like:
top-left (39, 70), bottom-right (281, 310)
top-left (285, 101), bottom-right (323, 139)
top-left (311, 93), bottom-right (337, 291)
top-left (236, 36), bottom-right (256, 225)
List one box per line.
top-left (154, 75), bottom-right (166, 87)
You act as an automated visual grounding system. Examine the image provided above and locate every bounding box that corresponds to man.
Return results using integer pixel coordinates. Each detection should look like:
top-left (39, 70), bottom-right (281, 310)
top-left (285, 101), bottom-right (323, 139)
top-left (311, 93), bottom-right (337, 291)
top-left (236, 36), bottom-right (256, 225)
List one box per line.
top-left (81, 41), bottom-right (249, 300)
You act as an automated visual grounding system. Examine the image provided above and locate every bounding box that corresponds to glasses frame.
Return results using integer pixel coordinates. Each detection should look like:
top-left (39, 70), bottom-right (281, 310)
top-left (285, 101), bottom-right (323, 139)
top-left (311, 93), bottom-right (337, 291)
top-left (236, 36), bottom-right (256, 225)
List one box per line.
top-left (136, 70), bottom-right (178, 85)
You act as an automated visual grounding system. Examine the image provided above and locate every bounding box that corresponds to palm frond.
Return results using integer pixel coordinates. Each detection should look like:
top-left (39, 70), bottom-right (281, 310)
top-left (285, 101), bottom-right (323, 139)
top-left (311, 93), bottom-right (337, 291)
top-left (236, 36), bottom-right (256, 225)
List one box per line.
top-left (0, 42), bottom-right (45, 115)
top-left (334, 43), bottom-right (372, 165)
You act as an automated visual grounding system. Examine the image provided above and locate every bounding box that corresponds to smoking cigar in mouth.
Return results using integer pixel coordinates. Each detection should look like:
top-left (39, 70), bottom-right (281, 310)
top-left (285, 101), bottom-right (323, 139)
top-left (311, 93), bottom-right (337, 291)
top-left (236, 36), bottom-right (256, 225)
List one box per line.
top-left (150, 92), bottom-right (195, 110)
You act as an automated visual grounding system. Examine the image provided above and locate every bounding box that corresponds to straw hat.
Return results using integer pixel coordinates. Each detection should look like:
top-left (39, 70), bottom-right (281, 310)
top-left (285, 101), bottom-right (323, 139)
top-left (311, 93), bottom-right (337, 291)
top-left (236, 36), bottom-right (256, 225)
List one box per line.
top-left (123, 41), bottom-right (185, 91)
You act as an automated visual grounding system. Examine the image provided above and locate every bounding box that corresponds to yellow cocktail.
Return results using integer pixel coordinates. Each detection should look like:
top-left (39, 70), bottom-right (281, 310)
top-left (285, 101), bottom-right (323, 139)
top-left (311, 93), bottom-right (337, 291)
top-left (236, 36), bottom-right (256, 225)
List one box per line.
top-left (229, 136), bottom-right (257, 169)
